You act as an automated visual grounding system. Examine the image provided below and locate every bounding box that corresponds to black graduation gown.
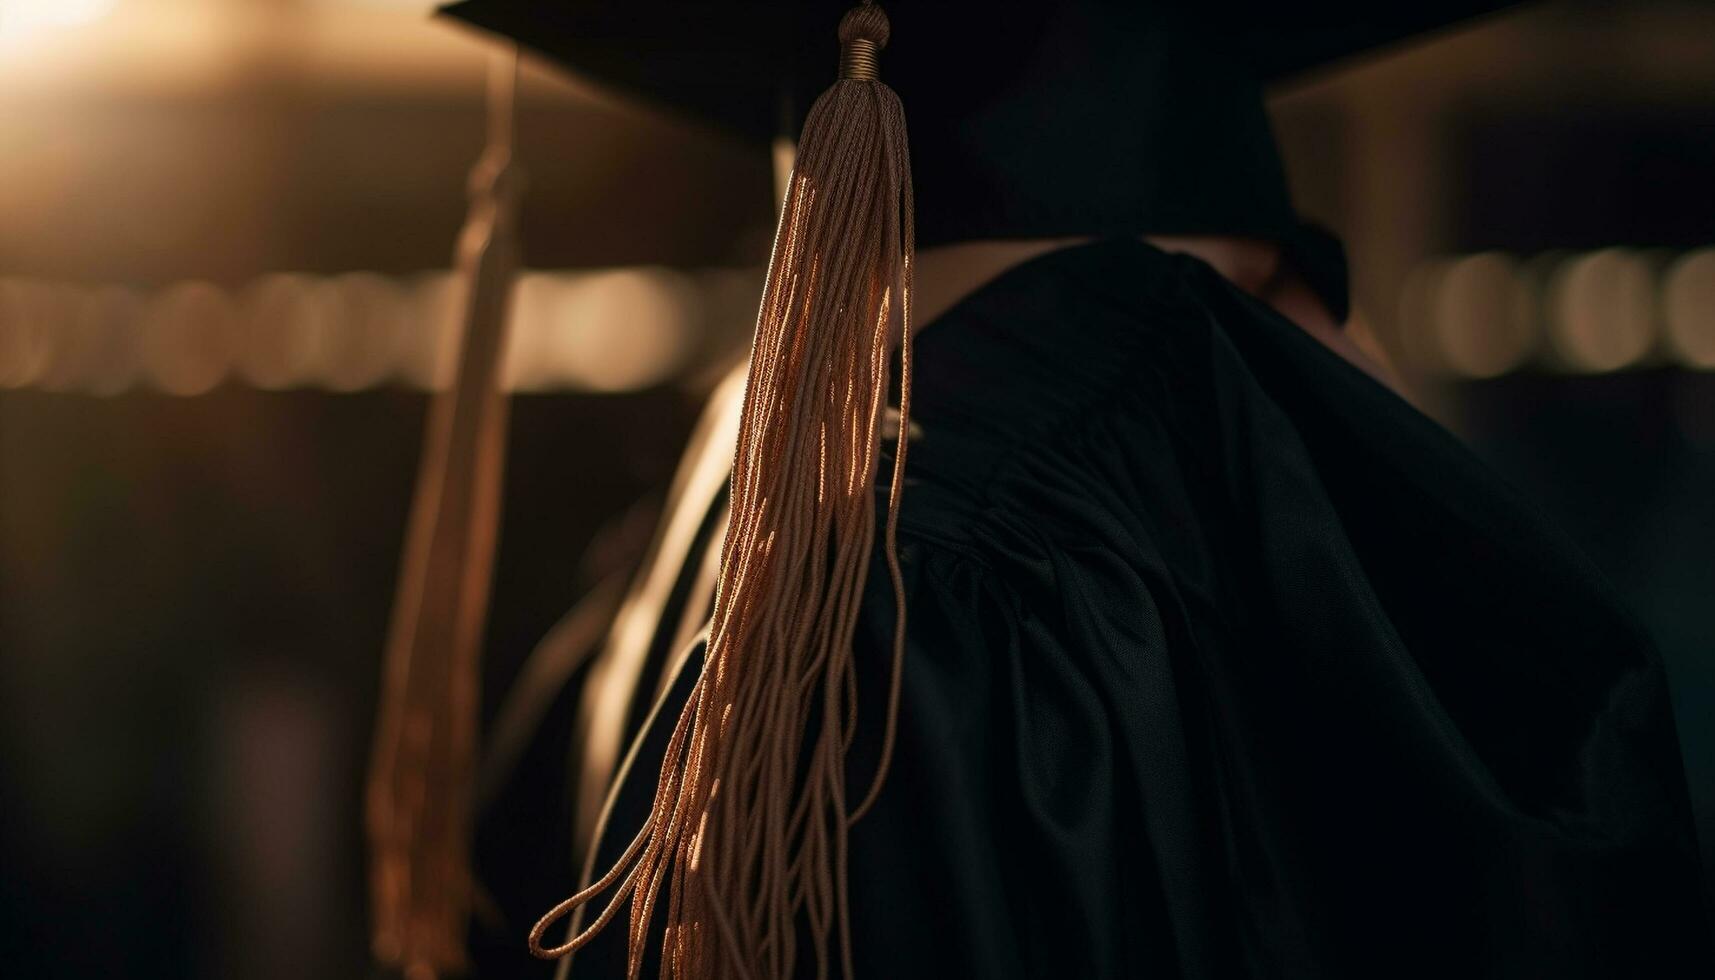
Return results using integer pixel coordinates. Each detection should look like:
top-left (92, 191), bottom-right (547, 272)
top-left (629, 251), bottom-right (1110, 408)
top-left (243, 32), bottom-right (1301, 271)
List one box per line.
top-left (568, 239), bottom-right (1710, 978)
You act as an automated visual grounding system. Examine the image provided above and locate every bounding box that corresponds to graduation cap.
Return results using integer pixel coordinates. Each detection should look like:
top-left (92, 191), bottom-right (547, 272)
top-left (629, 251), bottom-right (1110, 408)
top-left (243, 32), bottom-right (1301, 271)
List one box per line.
top-left (440, 0), bottom-right (1519, 254)
top-left (369, 2), bottom-right (1522, 977)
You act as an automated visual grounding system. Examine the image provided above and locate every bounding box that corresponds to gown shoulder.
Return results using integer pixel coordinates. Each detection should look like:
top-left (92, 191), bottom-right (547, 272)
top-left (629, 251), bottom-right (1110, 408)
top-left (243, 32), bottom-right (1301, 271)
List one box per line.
top-left (574, 239), bottom-right (1709, 978)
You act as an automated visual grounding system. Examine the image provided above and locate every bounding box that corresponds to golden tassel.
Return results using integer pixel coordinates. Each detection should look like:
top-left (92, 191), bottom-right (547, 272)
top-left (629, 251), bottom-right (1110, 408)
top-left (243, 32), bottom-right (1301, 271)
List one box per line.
top-left (528, 3), bottom-right (914, 977)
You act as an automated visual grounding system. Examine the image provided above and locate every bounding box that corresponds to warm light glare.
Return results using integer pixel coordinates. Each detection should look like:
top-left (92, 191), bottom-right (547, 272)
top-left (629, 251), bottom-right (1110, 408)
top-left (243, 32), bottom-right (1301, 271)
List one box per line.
top-left (0, 0), bottom-right (118, 46)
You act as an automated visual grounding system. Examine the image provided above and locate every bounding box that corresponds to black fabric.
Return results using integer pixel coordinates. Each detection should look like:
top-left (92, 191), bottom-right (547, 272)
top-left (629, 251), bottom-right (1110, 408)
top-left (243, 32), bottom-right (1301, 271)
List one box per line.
top-left (570, 239), bottom-right (1710, 978)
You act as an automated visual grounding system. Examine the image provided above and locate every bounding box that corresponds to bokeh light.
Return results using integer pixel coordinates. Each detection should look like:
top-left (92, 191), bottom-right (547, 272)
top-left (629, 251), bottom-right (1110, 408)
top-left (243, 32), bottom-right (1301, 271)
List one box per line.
top-left (1663, 248), bottom-right (1715, 370)
top-left (1547, 249), bottom-right (1658, 373)
top-left (543, 268), bottom-right (697, 393)
top-left (237, 273), bottom-right (324, 391)
top-left (0, 268), bottom-right (751, 394)
top-left (1397, 258), bottom-right (1451, 374)
top-left (504, 268), bottom-right (698, 394)
top-left (76, 284), bottom-right (147, 396)
top-left (0, 279), bottom-right (71, 389)
top-left (140, 280), bottom-right (234, 395)
top-left (316, 273), bottom-right (406, 392)
top-left (1433, 251), bottom-right (1537, 379)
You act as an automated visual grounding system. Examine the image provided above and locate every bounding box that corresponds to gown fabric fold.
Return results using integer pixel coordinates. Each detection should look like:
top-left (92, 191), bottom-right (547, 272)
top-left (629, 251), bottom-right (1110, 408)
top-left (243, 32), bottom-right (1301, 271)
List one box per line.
top-left (569, 239), bottom-right (1709, 978)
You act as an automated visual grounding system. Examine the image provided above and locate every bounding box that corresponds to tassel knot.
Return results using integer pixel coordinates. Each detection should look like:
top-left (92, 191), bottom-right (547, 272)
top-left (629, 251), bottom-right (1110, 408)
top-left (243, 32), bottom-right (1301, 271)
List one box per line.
top-left (838, 4), bottom-right (889, 81)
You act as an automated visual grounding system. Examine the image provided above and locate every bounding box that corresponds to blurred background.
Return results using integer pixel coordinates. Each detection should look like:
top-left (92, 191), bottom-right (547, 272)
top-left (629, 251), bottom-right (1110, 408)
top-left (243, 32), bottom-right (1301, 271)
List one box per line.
top-left (1, 1), bottom-right (1712, 976)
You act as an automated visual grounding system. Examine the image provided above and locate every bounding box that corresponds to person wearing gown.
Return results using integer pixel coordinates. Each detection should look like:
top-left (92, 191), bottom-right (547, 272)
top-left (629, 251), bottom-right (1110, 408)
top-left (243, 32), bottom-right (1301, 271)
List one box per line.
top-left (437, 1), bottom-right (1712, 975)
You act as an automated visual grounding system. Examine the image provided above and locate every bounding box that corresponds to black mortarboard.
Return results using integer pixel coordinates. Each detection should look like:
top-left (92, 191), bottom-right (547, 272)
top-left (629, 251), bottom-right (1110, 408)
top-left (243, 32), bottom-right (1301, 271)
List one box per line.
top-left (441, 0), bottom-right (1518, 313)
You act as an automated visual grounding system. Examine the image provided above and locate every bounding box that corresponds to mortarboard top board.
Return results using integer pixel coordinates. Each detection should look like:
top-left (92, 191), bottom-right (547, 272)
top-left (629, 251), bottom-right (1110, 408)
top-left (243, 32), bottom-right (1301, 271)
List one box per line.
top-left (438, 1), bottom-right (1525, 145)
